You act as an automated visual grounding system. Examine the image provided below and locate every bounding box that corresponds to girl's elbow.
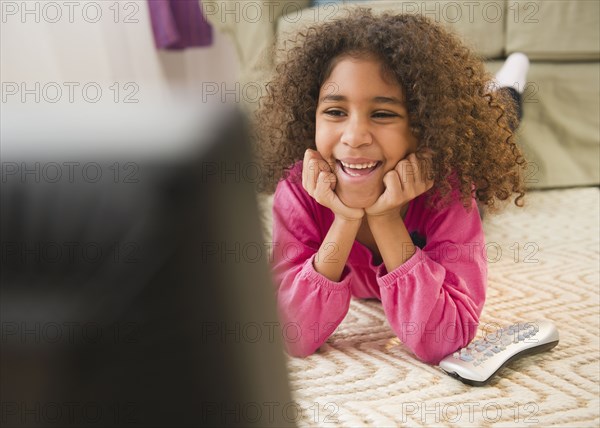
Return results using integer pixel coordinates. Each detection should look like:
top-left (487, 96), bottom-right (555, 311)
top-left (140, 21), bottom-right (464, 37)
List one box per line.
top-left (284, 338), bottom-right (320, 358)
top-left (411, 321), bottom-right (479, 365)
top-left (411, 344), bottom-right (454, 365)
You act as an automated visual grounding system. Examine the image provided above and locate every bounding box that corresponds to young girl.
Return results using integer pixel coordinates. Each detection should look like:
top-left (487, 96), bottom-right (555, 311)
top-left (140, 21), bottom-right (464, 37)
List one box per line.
top-left (255, 9), bottom-right (528, 364)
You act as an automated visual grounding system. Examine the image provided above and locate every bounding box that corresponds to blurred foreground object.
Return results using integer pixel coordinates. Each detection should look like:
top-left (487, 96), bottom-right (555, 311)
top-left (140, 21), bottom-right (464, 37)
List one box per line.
top-left (1, 99), bottom-right (294, 427)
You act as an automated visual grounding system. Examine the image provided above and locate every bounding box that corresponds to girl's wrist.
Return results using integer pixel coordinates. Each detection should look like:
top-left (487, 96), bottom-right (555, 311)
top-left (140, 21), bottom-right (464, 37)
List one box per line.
top-left (367, 202), bottom-right (406, 218)
top-left (332, 207), bottom-right (365, 223)
top-left (365, 199), bottom-right (409, 218)
top-left (366, 209), bottom-right (404, 227)
top-left (333, 211), bottom-right (364, 224)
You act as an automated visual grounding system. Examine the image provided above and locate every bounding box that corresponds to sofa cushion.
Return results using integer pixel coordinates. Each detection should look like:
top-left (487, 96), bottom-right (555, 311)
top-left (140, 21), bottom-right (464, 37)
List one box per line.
top-left (506, 0), bottom-right (600, 60)
top-left (277, 0), bottom-right (505, 58)
top-left (487, 60), bottom-right (600, 188)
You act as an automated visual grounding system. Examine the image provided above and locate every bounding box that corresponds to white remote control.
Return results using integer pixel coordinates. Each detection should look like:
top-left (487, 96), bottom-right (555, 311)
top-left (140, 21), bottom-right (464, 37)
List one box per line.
top-left (438, 320), bottom-right (559, 386)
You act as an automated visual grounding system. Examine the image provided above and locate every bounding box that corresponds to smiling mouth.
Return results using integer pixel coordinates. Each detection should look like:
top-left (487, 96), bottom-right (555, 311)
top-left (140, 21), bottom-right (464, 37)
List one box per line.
top-left (336, 160), bottom-right (382, 177)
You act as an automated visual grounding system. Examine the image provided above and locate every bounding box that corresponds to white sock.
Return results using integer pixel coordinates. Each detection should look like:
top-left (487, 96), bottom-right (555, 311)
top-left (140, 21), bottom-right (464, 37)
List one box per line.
top-left (493, 52), bottom-right (530, 94)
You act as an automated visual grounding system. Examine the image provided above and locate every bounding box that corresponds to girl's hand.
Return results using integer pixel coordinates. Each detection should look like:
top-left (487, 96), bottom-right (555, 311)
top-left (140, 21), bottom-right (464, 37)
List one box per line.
top-left (365, 152), bottom-right (434, 219)
top-left (302, 149), bottom-right (365, 221)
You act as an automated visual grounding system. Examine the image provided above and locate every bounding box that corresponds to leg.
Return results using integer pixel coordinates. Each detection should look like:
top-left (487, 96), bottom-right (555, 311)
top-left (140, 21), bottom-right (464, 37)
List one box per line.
top-left (493, 52), bottom-right (530, 130)
top-left (479, 53), bottom-right (530, 219)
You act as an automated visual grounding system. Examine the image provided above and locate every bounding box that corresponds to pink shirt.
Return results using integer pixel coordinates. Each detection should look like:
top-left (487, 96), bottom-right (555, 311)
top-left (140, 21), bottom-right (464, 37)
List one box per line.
top-left (271, 162), bottom-right (487, 364)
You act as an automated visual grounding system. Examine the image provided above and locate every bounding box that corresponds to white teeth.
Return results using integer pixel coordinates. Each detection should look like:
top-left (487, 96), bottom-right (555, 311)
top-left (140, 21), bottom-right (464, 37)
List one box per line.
top-left (340, 161), bottom-right (378, 169)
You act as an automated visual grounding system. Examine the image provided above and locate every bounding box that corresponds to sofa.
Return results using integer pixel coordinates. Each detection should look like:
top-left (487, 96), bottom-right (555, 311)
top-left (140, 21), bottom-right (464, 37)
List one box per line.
top-left (278, 0), bottom-right (599, 189)
top-left (211, 0), bottom-right (599, 189)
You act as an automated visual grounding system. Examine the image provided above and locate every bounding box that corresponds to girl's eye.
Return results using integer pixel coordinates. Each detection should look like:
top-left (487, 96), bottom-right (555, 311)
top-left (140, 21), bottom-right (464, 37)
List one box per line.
top-left (324, 110), bottom-right (345, 117)
top-left (372, 111), bottom-right (398, 119)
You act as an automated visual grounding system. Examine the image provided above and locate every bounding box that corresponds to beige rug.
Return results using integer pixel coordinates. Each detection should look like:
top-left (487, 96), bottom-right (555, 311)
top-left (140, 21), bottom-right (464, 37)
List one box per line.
top-left (258, 187), bottom-right (600, 427)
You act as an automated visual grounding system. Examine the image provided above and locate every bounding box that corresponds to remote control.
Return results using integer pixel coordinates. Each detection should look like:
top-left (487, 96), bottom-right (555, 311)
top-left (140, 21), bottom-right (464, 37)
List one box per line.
top-left (438, 320), bottom-right (559, 386)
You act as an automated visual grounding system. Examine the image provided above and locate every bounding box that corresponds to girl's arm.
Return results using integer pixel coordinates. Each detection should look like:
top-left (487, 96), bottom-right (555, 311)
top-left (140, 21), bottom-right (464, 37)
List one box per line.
top-left (363, 152), bottom-right (484, 364)
top-left (302, 148), bottom-right (364, 281)
top-left (314, 216), bottom-right (361, 282)
top-left (373, 196), bottom-right (486, 364)
top-left (271, 175), bottom-right (358, 357)
top-left (367, 213), bottom-right (415, 272)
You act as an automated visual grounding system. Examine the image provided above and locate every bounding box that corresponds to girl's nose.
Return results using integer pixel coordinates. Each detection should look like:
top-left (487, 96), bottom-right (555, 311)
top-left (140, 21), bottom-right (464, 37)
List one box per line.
top-left (341, 118), bottom-right (372, 147)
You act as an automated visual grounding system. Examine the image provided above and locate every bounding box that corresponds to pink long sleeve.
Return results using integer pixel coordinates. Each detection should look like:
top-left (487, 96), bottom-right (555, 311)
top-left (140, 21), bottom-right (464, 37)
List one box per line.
top-left (375, 196), bottom-right (487, 364)
top-left (271, 177), bottom-right (353, 357)
top-left (270, 163), bottom-right (486, 363)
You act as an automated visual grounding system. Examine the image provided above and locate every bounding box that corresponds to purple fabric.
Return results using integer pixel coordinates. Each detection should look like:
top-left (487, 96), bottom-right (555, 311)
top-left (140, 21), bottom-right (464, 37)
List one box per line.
top-left (147, 0), bottom-right (212, 50)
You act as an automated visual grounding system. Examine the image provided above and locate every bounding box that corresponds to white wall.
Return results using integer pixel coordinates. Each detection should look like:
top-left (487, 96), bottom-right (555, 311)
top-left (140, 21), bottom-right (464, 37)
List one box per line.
top-left (1, 0), bottom-right (240, 104)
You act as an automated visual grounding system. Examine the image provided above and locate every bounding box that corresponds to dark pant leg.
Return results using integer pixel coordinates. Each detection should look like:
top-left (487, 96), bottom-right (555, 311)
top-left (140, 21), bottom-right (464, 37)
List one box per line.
top-left (499, 86), bottom-right (523, 131)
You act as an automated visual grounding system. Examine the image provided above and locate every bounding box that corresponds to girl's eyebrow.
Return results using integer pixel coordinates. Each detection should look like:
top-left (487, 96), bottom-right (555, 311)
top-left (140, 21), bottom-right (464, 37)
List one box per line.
top-left (373, 96), bottom-right (406, 106)
top-left (320, 94), bottom-right (405, 106)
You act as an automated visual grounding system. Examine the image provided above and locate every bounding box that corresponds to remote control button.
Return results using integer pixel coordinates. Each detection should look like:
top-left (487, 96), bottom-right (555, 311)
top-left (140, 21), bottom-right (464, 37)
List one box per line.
top-left (439, 320), bottom-right (559, 386)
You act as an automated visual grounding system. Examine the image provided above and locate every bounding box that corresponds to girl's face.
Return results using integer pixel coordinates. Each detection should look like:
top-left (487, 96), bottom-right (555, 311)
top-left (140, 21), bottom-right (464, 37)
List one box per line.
top-left (315, 56), bottom-right (418, 208)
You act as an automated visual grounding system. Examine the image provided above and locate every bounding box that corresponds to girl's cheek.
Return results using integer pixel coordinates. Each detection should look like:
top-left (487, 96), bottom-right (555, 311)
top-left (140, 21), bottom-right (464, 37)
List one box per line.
top-left (314, 133), bottom-right (333, 158)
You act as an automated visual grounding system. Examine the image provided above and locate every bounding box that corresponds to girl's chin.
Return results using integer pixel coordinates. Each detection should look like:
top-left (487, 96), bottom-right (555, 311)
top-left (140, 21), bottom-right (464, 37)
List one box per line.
top-left (336, 184), bottom-right (383, 209)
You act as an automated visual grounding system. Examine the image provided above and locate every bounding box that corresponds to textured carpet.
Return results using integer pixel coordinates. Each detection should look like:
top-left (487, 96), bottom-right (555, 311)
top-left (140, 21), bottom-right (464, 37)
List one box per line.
top-left (257, 187), bottom-right (600, 427)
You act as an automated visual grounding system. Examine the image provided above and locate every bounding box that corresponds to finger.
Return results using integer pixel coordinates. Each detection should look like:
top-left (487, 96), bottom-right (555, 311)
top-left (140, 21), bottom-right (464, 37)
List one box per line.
top-left (322, 169), bottom-right (337, 190)
top-left (302, 156), bottom-right (317, 196)
top-left (407, 153), bottom-right (429, 186)
top-left (415, 150), bottom-right (435, 184)
top-left (419, 147), bottom-right (435, 158)
top-left (305, 148), bottom-right (324, 163)
top-left (303, 149), bottom-right (335, 193)
top-left (316, 158), bottom-right (332, 176)
top-left (324, 157), bottom-right (338, 175)
top-left (399, 154), bottom-right (434, 195)
top-left (304, 149), bottom-right (328, 171)
top-left (407, 153), bottom-right (422, 184)
top-left (307, 158), bottom-right (320, 195)
top-left (383, 169), bottom-right (402, 198)
top-left (310, 151), bottom-right (333, 175)
top-left (314, 171), bottom-right (334, 206)
top-left (302, 149), bottom-right (313, 190)
top-left (395, 158), bottom-right (414, 186)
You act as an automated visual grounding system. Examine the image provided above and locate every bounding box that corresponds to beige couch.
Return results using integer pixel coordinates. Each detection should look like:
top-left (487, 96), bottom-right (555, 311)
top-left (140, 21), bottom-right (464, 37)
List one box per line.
top-left (277, 0), bottom-right (600, 188)
top-left (211, 0), bottom-right (599, 189)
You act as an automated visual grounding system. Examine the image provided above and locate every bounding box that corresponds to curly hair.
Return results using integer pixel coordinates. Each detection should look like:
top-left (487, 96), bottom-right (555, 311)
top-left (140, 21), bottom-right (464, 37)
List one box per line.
top-left (254, 7), bottom-right (527, 210)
